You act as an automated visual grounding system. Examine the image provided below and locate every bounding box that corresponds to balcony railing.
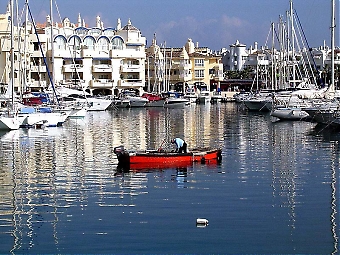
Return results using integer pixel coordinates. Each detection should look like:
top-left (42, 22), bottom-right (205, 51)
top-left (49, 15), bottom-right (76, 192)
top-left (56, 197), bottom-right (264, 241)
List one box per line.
top-left (90, 79), bottom-right (114, 88)
top-left (120, 64), bottom-right (141, 73)
top-left (92, 64), bottom-right (112, 72)
top-left (31, 65), bottom-right (47, 72)
top-left (62, 64), bottom-right (84, 73)
top-left (118, 79), bottom-right (143, 88)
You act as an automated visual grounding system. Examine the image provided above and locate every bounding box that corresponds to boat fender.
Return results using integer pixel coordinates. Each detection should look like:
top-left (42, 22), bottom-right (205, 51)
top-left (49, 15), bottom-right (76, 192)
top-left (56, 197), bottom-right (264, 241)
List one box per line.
top-left (201, 157), bottom-right (206, 164)
top-left (196, 218), bottom-right (209, 225)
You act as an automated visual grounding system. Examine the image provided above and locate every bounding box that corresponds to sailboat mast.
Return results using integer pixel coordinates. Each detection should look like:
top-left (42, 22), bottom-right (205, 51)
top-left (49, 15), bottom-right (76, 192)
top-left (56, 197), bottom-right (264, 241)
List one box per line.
top-left (331, 0), bottom-right (335, 87)
top-left (23, 0), bottom-right (29, 94)
top-left (10, 0), bottom-right (14, 106)
top-left (290, 0), bottom-right (296, 87)
top-left (50, 0), bottom-right (55, 87)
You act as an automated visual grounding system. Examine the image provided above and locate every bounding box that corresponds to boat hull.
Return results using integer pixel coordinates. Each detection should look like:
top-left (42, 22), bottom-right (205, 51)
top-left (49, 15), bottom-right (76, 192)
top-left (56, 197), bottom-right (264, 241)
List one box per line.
top-left (270, 108), bottom-right (309, 120)
top-left (244, 100), bottom-right (270, 111)
top-left (114, 146), bottom-right (222, 169)
top-left (0, 115), bottom-right (21, 130)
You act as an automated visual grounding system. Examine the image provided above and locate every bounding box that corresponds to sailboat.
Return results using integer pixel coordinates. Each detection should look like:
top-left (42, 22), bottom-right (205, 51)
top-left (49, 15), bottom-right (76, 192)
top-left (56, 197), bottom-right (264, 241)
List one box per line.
top-left (0, 0), bottom-right (21, 131)
top-left (270, 0), bottom-right (328, 120)
top-left (14, 0), bottom-right (73, 128)
top-left (303, 0), bottom-right (340, 126)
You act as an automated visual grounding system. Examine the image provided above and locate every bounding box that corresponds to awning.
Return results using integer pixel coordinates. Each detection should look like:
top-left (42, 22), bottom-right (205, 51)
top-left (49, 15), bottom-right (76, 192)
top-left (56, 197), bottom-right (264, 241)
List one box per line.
top-left (92, 57), bottom-right (111, 60)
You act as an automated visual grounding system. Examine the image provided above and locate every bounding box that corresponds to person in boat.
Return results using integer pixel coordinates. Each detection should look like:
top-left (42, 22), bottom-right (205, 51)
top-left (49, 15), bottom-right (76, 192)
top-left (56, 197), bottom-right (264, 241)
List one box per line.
top-left (171, 138), bottom-right (187, 153)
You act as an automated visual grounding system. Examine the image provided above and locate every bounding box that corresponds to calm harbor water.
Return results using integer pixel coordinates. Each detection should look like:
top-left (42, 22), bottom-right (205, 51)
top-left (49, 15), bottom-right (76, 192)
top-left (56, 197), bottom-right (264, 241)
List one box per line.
top-left (0, 103), bottom-right (338, 254)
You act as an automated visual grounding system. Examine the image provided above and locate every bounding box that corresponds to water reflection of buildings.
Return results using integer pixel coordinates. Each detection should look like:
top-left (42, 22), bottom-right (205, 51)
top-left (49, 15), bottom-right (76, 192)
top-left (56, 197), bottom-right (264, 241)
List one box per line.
top-left (108, 104), bottom-right (226, 152)
top-left (0, 124), bottom-right (149, 253)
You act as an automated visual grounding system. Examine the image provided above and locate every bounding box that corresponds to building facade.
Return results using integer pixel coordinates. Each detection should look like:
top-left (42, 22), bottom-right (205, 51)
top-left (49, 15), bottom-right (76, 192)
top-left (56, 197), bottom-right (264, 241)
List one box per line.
top-left (145, 37), bottom-right (224, 93)
top-left (0, 7), bottom-right (146, 96)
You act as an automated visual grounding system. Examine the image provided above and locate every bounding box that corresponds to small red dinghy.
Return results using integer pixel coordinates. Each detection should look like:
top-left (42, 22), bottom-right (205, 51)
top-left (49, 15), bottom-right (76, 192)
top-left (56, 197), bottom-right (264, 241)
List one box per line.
top-left (114, 146), bottom-right (222, 169)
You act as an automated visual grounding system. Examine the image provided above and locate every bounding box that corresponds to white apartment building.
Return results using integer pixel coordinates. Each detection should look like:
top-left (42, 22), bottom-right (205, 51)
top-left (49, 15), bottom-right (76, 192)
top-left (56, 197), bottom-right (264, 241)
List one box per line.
top-left (0, 6), bottom-right (146, 96)
top-left (146, 37), bottom-right (224, 93)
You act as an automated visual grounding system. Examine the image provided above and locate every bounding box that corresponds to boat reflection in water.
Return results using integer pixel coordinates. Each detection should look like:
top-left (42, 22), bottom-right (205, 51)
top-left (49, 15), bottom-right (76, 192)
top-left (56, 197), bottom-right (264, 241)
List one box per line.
top-left (115, 158), bottom-right (222, 174)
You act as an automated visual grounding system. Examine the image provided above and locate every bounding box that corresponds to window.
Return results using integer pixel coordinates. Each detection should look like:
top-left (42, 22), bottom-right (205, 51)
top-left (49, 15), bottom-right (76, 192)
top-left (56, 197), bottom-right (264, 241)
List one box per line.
top-left (33, 42), bottom-right (40, 51)
top-left (68, 36), bottom-right (81, 50)
top-left (112, 37), bottom-right (124, 50)
top-left (126, 59), bottom-right (139, 66)
top-left (54, 36), bottom-right (66, 50)
top-left (98, 74), bottom-right (109, 79)
top-left (194, 59), bottom-right (204, 67)
top-left (98, 37), bottom-right (109, 51)
top-left (84, 36), bottom-right (95, 50)
top-left (195, 70), bottom-right (204, 78)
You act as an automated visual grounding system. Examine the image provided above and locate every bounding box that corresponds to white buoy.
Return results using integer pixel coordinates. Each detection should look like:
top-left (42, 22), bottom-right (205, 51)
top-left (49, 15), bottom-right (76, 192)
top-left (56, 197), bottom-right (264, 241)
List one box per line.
top-left (196, 218), bottom-right (209, 225)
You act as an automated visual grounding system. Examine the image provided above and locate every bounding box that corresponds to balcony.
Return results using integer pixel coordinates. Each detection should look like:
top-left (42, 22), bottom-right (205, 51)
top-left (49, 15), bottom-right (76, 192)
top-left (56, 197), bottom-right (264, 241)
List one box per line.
top-left (90, 79), bottom-right (114, 88)
top-left (92, 64), bottom-right (112, 73)
top-left (62, 64), bottom-right (84, 73)
top-left (210, 73), bottom-right (224, 81)
top-left (118, 79), bottom-right (143, 88)
top-left (179, 63), bottom-right (191, 69)
top-left (31, 65), bottom-right (47, 73)
top-left (31, 51), bottom-right (44, 58)
top-left (110, 49), bottom-right (145, 59)
top-left (120, 64), bottom-right (141, 73)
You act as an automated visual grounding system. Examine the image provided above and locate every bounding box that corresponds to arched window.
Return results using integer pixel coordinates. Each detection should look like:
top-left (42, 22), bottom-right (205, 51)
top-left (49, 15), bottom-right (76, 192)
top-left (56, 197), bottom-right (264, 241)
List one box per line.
top-left (75, 27), bottom-right (89, 36)
top-left (68, 35), bottom-right (81, 50)
top-left (112, 36), bottom-right (124, 50)
top-left (54, 35), bottom-right (67, 50)
top-left (103, 28), bottom-right (115, 37)
top-left (84, 36), bottom-right (95, 50)
top-left (89, 28), bottom-right (101, 36)
top-left (98, 36), bottom-right (109, 51)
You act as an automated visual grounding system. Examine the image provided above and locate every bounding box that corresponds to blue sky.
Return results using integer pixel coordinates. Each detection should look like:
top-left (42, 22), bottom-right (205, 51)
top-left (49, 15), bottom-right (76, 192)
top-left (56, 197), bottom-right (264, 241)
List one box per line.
top-left (1, 0), bottom-right (337, 50)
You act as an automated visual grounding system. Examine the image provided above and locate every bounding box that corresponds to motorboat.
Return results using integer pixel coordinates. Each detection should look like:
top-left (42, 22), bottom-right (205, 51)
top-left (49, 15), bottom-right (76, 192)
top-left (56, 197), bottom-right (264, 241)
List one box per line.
top-left (110, 96), bottom-right (130, 108)
top-left (142, 93), bottom-right (166, 107)
top-left (119, 90), bottom-right (148, 107)
top-left (18, 106), bottom-right (69, 127)
top-left (183, 88), bottom-right (198, 103)
top-left (62, 94), bottom-right (112, 111)
top-left (197, 90), bottom-right (211, 104)
top-left (211, 91), bottom-right (223, 103)
top-left (0, 113), bottom-right (21, 130)
top-left (114, 145), bottom-right (222, 169)
top-left (243, 91), bottom-right (272, 111)
top-left (163, 92), bottom-right (189, 108)
top-left (270, 107), bottom-right (309, 120)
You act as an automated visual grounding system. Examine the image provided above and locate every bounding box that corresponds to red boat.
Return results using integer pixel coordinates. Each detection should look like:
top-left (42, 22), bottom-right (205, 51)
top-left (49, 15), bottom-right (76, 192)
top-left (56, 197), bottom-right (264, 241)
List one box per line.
top-left (114, 146), bottom-right (222, 169)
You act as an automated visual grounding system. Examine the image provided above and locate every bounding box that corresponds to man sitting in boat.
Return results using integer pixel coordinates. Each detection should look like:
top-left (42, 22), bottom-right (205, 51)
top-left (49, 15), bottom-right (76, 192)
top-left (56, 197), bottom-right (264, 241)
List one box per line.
top-left (171, 138), bottom-right (187, 153)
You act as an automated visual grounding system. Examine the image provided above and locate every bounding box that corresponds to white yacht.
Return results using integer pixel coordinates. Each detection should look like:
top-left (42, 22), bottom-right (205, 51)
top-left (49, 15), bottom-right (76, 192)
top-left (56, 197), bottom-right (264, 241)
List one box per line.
top-left (183, 87), bottom-right (198, 103)
top-left (197, 90), bottom-right (211, 104)
top-left (211, 91), bottom-right (223, 103)
top-left (0, 113), bottom-right (21, 131)
top-left (163, 92), bottom-right (189, 108)
top-left (119, 91), bottom-right (148, 107)
top-left (18, 106), bottom-right (69, 128)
